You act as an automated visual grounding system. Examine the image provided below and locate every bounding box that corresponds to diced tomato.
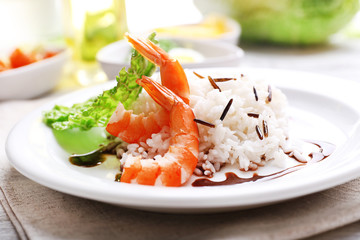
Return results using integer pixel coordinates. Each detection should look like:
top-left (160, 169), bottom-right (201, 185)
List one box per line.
top-left (43, 51), bottom-right (58, 59)
top-left (1, 48), bottom-right (59, 72)
top-left (9, 48), bottom-right (36, 68)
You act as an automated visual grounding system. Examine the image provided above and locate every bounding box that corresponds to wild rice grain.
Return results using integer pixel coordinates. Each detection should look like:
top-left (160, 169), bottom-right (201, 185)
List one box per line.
top-left (247, 113), bottom-right (259, 118)
top-left (253, 86), bottom-right (258, 101)
top-left (194, 119), bottom-right (215, 128)
top-left (208, 76), bottom-right (221, 92)
top-left (266, 85), bottom-right (272, 103)
top-left (263, 120), bottom-right (268, 137)
top-left (256, 125), bottom-right (264, 140)
top-left (213, 78), bottom-right (236, 82)
top-left (193, 71), bottom-right (204, 79)
top-left (220, 98), bottom-right (233, 121)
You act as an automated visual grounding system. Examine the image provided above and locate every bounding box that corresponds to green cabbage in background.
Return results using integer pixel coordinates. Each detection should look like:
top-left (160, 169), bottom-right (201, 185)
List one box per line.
top-left (196, 0), bottom-right (359, 45)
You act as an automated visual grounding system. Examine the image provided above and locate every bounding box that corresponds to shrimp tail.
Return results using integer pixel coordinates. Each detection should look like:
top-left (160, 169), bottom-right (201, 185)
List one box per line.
top-left (125, 33), bottom-right (190, 104)
top-left (125, 33), bottom-right (165, 66)
top-left (136, 76), bottom-right (176, 111)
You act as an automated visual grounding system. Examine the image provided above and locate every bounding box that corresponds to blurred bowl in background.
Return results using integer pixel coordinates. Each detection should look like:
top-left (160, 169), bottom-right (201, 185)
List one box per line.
top-left (97, 38), bottom-right (244, 80)
top-left (195, 0), bottom-right (359, 45)
top-left (0, 49), bottom-right (68, 100)
top-left (154, 15), bottom-right (241, 45)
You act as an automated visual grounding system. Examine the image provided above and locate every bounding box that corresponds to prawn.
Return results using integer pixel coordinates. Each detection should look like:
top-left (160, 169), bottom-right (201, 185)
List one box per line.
top-left (106, 33), bottom-right (190, 143)
top-left (106, 105), bottom-right (169, 144)
top-left (125, 33), bottom-right (190, 104)
top-left (120, 76), bottom-right (199, 186)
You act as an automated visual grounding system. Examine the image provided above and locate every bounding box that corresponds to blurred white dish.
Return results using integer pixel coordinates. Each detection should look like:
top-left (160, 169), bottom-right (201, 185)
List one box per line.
top-left (0, 49), bottom-right (68, 100)
top-left (154, 16), bottom-right (241, 45)
top-left (97, 39), bottom-right (244, 80)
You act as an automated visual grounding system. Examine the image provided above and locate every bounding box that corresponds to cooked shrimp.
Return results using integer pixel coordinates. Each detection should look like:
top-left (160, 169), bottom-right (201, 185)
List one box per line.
top-left (106, 106), bottom-right (169, 143)
top-left (120, 76), bottom-right (199, 186)
top-left (125, 33), bottom-right (190, 104)
top-left (106, 33), bottom-right (190, 143)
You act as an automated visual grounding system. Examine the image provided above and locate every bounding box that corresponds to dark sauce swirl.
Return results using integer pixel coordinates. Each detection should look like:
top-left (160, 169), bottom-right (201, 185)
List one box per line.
top-left (69, 150), bottom-right (106, 167)
top-left (69, 142), bottom-right (119, 167)
top-left (192, 140), bottom-right (335, 187)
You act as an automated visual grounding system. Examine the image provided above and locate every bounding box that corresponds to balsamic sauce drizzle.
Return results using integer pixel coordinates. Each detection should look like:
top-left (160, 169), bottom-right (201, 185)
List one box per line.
top-left (192, 140), bottom-right (335, 187)
top-left (69, 141), bottom-right (119, 167)
top-left (115, 173), bottom-right (122, 182)
top-left (69, 150), bottom-right (106, 167)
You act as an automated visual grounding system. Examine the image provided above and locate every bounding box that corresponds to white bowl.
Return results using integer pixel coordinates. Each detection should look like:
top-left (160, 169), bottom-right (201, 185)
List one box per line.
top-left (97, 39), bottom-right (244, 80)
top-left (0, 49), bottom-right (68, 100)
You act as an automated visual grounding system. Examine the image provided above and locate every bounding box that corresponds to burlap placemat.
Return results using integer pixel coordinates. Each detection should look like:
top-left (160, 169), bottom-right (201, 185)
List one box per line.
top-left (1, 98), bottom-right (360, 240)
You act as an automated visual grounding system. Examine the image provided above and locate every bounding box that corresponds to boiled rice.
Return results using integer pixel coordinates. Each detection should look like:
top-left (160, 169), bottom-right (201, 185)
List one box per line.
top-left (120, 70), bottom-right (290, 176)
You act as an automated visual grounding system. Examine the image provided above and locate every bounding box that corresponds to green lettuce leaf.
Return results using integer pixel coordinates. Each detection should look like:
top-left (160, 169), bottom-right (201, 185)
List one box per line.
top-left (44, 33), bottom-right (157, 131)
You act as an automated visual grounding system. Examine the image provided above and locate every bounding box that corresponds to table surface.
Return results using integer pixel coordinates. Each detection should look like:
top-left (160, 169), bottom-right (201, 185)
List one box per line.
top-left (1, 38), bottom-right (360, 239)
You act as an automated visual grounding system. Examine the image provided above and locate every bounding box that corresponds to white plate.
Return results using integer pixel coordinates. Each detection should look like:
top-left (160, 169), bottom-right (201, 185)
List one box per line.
top-left (6, 68), bottom-right (360, 213)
